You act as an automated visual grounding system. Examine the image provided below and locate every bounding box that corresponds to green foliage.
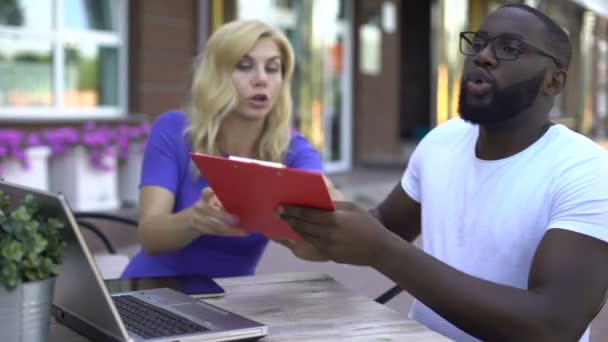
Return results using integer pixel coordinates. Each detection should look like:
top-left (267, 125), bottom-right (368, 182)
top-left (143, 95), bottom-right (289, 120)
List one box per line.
top-left (0, 191), bottom-right (66, 291)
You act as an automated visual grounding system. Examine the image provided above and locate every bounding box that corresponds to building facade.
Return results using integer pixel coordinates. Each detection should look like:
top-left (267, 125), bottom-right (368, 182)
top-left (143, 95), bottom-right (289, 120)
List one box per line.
top-left (1, 0), bottom-right (607, 174)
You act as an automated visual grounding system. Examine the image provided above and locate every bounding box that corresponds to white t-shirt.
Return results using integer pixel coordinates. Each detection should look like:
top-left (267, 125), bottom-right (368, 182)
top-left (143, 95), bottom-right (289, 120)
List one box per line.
top-left (402, 118), bottom-right (608, 342)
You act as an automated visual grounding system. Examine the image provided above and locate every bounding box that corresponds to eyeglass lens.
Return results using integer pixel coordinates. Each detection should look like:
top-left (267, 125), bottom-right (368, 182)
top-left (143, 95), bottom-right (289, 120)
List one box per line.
top-left (462, 33), bottom-right (522, 60)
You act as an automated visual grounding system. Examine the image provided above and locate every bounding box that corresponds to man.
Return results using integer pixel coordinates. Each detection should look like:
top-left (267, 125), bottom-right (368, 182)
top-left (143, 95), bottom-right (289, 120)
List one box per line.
top-left (277, 4), bottom-right (608, 342)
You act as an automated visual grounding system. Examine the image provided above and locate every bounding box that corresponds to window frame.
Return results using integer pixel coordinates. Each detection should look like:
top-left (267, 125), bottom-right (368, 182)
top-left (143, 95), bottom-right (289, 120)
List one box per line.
top-left (0, 0), bottom-right (128, 121)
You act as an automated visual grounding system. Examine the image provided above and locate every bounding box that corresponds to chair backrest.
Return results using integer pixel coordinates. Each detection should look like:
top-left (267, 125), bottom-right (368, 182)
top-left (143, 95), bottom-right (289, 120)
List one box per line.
top-left (75, 211), bottom-right (139, 279)
top-left (74, 211), bottom-right (139, 227)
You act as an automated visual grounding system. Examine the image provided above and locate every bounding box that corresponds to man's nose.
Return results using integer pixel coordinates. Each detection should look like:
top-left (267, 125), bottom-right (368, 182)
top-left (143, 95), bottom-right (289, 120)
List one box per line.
top-left (474, 43), bottom-right (498, 68)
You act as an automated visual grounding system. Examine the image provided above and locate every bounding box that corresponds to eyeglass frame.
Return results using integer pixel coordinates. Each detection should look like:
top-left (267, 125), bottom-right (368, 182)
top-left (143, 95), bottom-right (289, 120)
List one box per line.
top-left (459, 31), bottom-right (562, 69)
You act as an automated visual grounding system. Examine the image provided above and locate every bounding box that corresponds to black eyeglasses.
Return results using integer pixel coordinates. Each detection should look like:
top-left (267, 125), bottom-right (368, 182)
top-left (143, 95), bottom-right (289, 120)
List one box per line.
top-left (459, 31), bottom-right (562, 69)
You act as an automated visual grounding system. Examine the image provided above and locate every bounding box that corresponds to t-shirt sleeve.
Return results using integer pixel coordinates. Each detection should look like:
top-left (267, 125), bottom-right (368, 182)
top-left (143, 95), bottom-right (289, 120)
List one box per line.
top-left (548, 154), bottom-right (608, 242)
top-left (401, 140), bottom-right (424, 203)
top-left (284, 134), bottom-right (324, 173)
top-left (139, 113), bottom-right (182, 193)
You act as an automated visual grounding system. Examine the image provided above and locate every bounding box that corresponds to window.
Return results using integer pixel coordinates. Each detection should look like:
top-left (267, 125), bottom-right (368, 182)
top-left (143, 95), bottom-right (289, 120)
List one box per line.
top-left (237, 0), bottom-right (353, 172)
top-left (0, 0), bottom-right (127, 120)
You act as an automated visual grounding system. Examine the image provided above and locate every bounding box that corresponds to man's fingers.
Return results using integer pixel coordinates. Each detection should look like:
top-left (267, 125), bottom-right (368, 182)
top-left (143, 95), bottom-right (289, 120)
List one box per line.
top-left (278, 205), bottom-right (337, 225)
top-left (270, 237), bottom-right (293, 248)
top-left (332, 201), bottom-right (358, 211)
top-left (282, 215), bottom-right (327, 241)
top-left (278, 201), bottom-right (358, 224)
top-left (292, 242), bottom-right (330, 261)
top-left (296, 232), bottom-right (330, 255)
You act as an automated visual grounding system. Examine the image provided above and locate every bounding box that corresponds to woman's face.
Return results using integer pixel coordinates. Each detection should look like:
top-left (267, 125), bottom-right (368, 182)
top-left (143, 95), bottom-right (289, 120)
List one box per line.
top-left (231, 37), bottom-right (283, 121)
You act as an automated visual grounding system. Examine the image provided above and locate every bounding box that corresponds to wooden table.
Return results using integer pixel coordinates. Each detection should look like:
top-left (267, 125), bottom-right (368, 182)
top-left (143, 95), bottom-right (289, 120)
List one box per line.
top-left (50, 272), bottom-right (450, 341)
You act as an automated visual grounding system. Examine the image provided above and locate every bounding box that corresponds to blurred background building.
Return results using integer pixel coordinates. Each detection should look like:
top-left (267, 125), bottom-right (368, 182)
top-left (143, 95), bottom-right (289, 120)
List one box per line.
top-left (0, 0), bottom-right (607, 175)
top-left (3, 3), bottom-right (608, 339)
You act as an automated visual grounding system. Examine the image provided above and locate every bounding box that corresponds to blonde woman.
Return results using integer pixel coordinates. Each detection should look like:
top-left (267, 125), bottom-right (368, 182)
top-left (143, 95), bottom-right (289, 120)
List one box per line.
top-left (122, 20), bottom-right (334, 279)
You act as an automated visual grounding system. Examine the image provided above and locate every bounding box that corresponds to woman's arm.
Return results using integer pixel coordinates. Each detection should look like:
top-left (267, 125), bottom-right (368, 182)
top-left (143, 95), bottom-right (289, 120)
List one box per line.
top-left (137, 186), bottom-right (245, 255)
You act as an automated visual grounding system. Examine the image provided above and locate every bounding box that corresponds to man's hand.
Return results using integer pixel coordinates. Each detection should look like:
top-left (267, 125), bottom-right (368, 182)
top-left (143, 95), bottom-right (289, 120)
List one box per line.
top-left (271, 237), bottom-right (330, 261)
top-left (277, 201), bottom-right (398, 265)
top-left (323, 176), bottom-right (345, 201)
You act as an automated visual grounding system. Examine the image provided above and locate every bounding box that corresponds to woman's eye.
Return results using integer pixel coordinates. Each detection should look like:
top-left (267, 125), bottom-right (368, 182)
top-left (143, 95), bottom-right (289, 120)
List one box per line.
top-left (266, 65), bottom-right (281, 73)
top-left (236, 62), bottom-right (253, 70)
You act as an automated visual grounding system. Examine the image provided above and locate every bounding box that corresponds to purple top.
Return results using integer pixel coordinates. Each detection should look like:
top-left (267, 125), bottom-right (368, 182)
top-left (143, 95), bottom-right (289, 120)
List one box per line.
top-left (121, 111), bottom-right (323, 278)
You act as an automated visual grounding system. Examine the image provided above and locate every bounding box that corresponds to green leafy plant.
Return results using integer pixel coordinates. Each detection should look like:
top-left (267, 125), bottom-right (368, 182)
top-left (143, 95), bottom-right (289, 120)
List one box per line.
top-left (0, 191), bottom-right (66, 291)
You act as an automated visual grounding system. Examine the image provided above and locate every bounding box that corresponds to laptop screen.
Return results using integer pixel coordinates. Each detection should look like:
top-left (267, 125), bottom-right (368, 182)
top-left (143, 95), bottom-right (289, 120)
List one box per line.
top-left (0, 181), bottom-right (128, 341)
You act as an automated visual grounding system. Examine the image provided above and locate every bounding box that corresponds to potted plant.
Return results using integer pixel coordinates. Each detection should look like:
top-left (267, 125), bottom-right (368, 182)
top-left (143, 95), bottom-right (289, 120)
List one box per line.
top-left (0, 190), bottom-right (67, 342)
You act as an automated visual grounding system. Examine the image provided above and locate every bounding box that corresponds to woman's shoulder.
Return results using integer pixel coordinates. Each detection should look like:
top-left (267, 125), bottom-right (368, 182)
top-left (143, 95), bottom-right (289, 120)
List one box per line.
top-left (288, 130), bottom-right (315, 151)
top-left (153, 110), bottom-right (188, 128)
top-left (148, 110), bottom-right (190, 150)
top-left (284, 130), bottom-right (323, 171)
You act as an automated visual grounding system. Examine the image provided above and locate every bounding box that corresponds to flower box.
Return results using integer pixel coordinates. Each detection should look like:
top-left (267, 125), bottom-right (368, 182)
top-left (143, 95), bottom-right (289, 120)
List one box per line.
top-left (118, 141), bottom-right (144, 207)
top-left (1, 120), bottom-right (150, 211)
top-left (49, 146), bottom-right (120, 211)
top-left (1, 146), bottom-right (51, 191)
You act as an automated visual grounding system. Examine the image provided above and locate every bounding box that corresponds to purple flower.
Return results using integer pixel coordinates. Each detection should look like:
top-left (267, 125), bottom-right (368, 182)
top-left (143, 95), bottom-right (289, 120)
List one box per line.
top-left (79, 122), bottom-right (118, 171)
top-left (0, 119), bottom-right (151, 175)
top-left (26, 132), bottom-right (43, 147)
top-left (114, 121), bottom-right (150, 161)
top-left (42, 127), bottom-right (79, 155)
top-left (0, 130), bottom-right (28, 175)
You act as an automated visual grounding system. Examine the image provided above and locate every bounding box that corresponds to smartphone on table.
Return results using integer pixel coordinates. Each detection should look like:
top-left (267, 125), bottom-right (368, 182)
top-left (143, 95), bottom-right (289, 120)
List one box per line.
top-left (104, 274), bottom-right (226, 298)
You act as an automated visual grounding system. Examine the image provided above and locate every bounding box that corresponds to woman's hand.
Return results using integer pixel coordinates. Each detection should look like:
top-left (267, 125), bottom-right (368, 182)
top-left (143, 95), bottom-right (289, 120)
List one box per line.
top-left (188, 188), bottom-right (247, 236)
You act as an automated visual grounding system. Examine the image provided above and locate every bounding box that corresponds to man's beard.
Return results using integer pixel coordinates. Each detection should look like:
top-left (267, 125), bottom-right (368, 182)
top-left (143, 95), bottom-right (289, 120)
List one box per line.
top-left (458, 70), bottom-right (545, 125)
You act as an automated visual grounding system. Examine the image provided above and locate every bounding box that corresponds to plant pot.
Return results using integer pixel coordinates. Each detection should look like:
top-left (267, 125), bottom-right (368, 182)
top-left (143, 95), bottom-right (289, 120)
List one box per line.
top-left (49, 146), bottom-right (120, 211)
top-left (0, 277), bottom-right (56, 342)
top-left (1, 146), bottom-right (51, 191)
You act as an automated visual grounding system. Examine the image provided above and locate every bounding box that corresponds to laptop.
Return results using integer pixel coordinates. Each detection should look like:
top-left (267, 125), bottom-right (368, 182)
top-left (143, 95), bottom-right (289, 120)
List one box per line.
top-left (0, 180), bottom-right (268, 342)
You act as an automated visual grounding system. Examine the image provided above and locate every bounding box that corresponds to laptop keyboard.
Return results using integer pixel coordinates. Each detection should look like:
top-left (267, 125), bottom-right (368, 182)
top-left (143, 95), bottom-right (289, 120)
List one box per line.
top-left (113, 295), bottom-right (210, 339)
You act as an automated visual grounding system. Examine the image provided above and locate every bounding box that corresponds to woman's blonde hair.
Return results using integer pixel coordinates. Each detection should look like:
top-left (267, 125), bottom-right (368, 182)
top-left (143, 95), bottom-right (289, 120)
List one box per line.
top-left (186, 19), bottom-right (295, 163)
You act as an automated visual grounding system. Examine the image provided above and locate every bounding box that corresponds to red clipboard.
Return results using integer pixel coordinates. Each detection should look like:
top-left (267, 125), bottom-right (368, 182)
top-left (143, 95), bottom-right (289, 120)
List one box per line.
top-left (189, 152), bottom-right (335, 240)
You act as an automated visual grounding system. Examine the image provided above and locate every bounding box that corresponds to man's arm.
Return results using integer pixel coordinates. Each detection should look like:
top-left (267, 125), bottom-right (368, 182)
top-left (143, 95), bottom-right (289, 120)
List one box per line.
top-left (372, 228), bottom-right (608, 341)
top-left (370, 183), bottom-right (422, 243)
top-left (279, 201), bottom-right (608, 341)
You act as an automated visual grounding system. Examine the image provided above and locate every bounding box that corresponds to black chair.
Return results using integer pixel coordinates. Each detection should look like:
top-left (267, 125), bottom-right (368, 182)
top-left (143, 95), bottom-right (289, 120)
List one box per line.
top-left (74, 211), bottom-right (140, 278)
top-left (74, 211), bottom-right (139, 227)
top-left (375, 284), bottom-right (404, 304)
top-left (74, 211), bottom-right (139, 255)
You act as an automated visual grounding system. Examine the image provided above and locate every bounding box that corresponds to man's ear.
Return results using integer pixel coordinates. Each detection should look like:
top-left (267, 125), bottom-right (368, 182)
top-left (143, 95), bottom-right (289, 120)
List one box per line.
top-left (544, 69), bottom-right (567, 96)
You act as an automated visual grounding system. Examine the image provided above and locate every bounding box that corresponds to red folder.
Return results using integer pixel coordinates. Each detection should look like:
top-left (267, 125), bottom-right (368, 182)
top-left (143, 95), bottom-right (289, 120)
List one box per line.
top-left (189, 152), bottom-right (335, 240)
